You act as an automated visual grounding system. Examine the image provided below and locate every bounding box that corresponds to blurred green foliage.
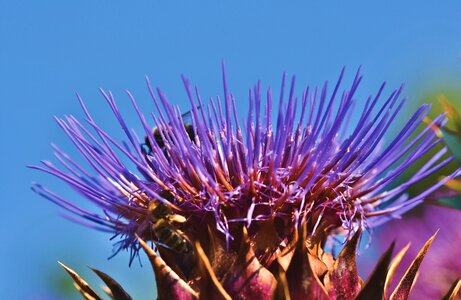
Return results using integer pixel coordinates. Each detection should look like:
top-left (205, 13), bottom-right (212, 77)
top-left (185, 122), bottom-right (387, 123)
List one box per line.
top-left (398, 87), bottom-right (461, 211)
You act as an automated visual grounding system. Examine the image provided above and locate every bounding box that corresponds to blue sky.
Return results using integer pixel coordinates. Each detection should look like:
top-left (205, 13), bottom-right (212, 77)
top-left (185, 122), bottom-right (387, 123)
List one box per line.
top-left (1, 1), bottom-right (461, 298)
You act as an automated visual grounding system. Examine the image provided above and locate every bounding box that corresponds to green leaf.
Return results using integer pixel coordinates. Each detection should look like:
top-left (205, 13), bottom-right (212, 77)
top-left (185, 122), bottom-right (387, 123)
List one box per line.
top-left (441, 128), bottom-right (461, 163)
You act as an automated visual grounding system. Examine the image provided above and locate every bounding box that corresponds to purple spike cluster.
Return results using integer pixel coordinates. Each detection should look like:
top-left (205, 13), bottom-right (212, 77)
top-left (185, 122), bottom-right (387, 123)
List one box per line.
top-left (31, 67), bottom-right (461, 261)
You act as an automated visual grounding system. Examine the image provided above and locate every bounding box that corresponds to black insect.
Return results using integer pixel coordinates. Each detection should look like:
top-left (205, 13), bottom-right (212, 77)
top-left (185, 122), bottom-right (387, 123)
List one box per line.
top-left (141, 109), bottom-right (198, 156)
top-left (148, 190), bottom-right (192, 254)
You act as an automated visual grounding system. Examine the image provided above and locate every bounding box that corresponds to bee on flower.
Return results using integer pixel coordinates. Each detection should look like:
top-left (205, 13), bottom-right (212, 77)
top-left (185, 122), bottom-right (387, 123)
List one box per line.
top-left (31, 65), bottom-right (461, 299)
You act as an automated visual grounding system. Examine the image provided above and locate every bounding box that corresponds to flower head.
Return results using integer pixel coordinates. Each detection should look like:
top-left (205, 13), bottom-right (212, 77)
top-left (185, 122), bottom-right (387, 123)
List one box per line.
top-left (31, 66), bottom-right (460, 264)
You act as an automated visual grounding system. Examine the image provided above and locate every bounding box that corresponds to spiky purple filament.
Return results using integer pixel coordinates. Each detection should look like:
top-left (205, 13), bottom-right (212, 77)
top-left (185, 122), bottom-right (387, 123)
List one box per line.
top-left (31, 66), bottom-right (461, 262)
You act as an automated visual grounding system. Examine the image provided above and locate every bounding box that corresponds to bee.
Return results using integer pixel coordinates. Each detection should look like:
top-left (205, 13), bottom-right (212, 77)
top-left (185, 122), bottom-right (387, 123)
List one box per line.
top-left (148, 190), bottom-right (193, 254)
top-left (142, 109), bottom-right (198, 156)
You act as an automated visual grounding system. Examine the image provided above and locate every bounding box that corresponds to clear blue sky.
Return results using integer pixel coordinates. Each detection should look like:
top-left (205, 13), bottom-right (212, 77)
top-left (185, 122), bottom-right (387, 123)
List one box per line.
top-left (1, 1), bottom-right (461, 299)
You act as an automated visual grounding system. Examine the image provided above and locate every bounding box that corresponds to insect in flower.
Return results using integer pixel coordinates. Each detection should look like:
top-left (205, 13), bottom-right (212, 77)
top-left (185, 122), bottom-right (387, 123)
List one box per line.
top-left (31, 66), bottom-right (461, 299)
top-left (30, 66), bottom-right (461, 266)
top-left (147, 190), bottom-right (193, 254)
top-left (141, 109), bottom-right (197, 157)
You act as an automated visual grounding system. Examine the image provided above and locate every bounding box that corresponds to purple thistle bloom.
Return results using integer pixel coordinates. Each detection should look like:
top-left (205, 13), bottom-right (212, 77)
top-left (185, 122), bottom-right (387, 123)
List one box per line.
top-left (31, 66), bottom-right (460, 264)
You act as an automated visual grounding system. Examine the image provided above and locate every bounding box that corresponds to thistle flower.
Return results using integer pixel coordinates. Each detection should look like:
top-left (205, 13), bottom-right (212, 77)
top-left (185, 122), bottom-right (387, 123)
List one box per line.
top-left (31, 66), bottom-right (461, 299)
